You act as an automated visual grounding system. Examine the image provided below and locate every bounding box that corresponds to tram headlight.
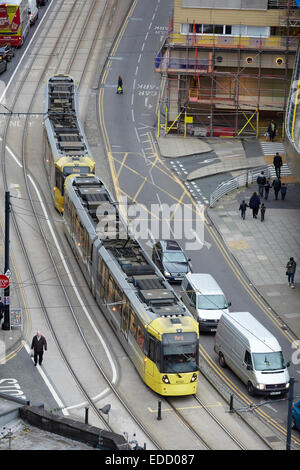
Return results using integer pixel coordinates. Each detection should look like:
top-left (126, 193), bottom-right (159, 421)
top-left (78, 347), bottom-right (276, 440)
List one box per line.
top-left (190, 373), bottom-right (197, 383)
top-left (162, 375), bottom-right (170, 384)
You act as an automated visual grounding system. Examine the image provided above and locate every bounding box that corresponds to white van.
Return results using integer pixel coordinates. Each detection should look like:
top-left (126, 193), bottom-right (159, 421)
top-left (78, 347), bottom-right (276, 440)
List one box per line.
top-left (181, 273), bottom-right (230, 332)
top-left (214, 311), bottom-right (290, 396)
top-left (28, 0), bottom-right (39, 25)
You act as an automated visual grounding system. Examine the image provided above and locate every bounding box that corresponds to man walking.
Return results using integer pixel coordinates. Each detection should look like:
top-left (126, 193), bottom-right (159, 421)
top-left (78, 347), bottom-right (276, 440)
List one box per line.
top-left (286, 257), bottom-right (296, 289)
top-left (267, 120), bottom-right (276, 142)
top-left (273, 152), bottom-right (283, 178)
top-left (256, 171), bottom-right (266, 198)
top-left (31, 331), bottom-right (47, 366)
top-left (272, 177), bottom-right (281, 200)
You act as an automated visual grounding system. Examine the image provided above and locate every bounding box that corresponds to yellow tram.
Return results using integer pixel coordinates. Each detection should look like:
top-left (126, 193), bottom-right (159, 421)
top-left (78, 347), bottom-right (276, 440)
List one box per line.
top-left (44, 75), bottom-right (95, 213)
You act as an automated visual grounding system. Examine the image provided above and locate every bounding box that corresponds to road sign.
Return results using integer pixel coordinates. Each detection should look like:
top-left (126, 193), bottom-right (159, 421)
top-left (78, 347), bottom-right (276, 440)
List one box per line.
top-left (0, 275), bottom-right (9, 289)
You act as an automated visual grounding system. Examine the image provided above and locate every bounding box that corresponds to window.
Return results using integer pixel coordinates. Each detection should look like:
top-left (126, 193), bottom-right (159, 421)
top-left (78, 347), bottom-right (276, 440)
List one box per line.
top-left (214, 25), bottom-right (224, 34)
top-left (137, 324), bottom-right (145, 350)
top-left (225, 25), bottom-right (232, 35)
top-left (129, 311), bottom-right (137, 338)
top-left (244, 351), bottom-right (252, 367)
top-left (202, 24), bottom-right (213, 34)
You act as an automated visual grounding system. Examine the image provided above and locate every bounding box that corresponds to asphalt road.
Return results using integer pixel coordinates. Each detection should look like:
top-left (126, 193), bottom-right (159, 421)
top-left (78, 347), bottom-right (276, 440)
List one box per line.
top-left (100, 0), bottom-right (300, 440)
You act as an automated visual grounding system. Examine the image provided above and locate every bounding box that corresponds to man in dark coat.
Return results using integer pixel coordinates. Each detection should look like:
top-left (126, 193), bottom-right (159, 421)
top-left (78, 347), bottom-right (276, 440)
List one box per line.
top-left (272, 177), bottom-right (281, 200)
top-left (256, 171), bottom-right (266, 198)
top-left (286, 257), bottom-right (296, 288)
top-left (249, 192), bottom-right (260, 219)
top-left (273, 153), bottom-right (283, 178)
top-left (31, 331), bottom-right (47, 366)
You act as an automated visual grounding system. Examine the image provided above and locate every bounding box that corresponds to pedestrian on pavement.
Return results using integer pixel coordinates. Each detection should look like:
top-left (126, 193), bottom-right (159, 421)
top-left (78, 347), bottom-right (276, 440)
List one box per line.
top-left (31, 331), bottom-right (47, 366)
top-left (264, 179), bottom-right (271, 200)
top-left (273, 152), bottom-right (283, 178)
top-left (260, 203), bottom-right (266, 222)
top-left (286, 257), bottom-right (296, 288)
top-left (256, 171), bottom-right (266, 198)
top-left (272, 177), bottom-right (281, 200)
top-left (267, 120), bottom-right (276, 142)
top-left (116, 75), bottom-right (123, 94)
top-left (0, 296), bottom-right (4, 325)
top-left (239, 200), bottom-right (248, 220)
top-left (280, 182), bottom-right (287, 200)
top-left (249, 192), bottom-right (260, 219)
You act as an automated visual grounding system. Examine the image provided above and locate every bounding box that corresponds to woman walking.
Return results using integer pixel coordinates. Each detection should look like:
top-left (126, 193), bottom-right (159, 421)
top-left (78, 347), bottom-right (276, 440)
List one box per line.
top-left (249, 192), bottom-right (260, 219)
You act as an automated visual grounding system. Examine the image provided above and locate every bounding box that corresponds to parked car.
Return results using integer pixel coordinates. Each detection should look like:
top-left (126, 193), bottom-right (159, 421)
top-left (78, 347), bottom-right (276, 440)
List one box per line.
top-left (0, 59), bottom-right (7, 74)
top-left (152, 239), bottom-right (191, 282)
top-left (292, 400), bottom-right (300, 431)
top-left (0, 45), bottom-right (14, 62)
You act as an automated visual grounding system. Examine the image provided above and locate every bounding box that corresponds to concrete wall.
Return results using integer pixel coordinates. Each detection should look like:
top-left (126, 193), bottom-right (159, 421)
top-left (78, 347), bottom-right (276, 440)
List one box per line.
top-left (19, 406), bottom-right (129, 450)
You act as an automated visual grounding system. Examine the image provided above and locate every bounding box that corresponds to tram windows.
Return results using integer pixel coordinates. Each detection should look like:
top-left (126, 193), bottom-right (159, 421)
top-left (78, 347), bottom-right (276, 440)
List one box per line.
top-left (121, 298), bottom-right (130, 334)
top-left (129, 312), bottom-right (137, 338)
top-left (137, 325), bottom-right (145, 350)
top-left (99, 259), bottom-right (109, 299)
top-left (148, 336), bottom-right (161, 370)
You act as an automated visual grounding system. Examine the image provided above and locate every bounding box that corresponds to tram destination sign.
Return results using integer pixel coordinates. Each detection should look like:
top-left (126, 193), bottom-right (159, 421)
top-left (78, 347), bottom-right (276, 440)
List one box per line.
top-left (0, 275), bottom-right (9, 289)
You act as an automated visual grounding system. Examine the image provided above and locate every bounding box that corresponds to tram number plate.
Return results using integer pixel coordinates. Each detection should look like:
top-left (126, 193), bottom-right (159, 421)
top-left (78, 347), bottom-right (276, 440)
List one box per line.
top-left (176, 380), bottom-right (184, 384)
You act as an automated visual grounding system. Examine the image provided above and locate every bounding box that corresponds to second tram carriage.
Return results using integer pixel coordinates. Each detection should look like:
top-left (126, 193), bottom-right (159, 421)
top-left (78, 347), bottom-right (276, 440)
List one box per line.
top-left (44, 75), bottom-right (95, 213)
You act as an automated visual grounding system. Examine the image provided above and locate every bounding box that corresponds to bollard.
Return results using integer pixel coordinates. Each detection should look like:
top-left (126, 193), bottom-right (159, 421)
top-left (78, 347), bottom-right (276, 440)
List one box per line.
top-left (157, 400), bottom-right (162, 420)
top-left (229, 394), bottom-right (234, 413)
top-left (85, 407), bottom-right (89, 425)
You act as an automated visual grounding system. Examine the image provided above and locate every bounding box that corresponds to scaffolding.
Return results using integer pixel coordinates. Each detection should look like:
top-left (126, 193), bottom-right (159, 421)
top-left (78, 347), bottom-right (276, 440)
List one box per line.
top-left (155, 0), bottom-right (300, 138)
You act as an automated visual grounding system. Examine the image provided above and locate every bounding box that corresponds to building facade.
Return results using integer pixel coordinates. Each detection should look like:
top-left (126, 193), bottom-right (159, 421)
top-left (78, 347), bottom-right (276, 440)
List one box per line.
top-left (155, 0), bottom-right (300, 137)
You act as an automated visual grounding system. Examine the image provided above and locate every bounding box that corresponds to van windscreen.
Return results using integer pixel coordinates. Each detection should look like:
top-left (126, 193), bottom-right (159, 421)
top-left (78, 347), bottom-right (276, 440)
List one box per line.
top-left (252, 352), bottom-right (285, 371)
top-left (197, 294), bottom-right (227, 310)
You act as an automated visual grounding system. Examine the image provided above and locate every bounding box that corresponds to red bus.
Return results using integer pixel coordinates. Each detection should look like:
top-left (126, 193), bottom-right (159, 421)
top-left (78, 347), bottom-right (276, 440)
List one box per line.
top-left (0, 0), bottom-right (30, 47)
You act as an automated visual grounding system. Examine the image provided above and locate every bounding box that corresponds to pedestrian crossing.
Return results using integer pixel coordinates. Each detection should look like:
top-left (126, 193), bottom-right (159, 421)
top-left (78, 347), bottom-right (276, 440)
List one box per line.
top-left (260, 141), bottom-right (285, 156)
top-left (268, 164), bottom-right (292, 177)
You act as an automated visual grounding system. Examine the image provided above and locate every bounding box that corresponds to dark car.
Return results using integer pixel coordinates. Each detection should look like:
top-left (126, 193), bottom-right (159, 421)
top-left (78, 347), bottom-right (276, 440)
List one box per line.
top-left (152, 240), bottom-right (191, 282)
top-left (0, 45), bottom-right (14, 62)
top-left (292, 400), bottom-right (300, 431)
top-left (0, 59), bottom-right (7, 74)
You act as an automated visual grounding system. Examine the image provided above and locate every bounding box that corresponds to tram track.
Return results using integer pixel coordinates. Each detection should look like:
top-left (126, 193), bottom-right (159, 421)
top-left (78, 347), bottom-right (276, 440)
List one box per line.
top-left (165, 395), bottom-right (247, 450)
top-left (1, 0), bottom-right (162, 450)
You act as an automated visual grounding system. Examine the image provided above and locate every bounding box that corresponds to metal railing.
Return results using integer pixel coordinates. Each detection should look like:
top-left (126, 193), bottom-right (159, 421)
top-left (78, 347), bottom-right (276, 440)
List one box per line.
top-left (209, 165), bottom-right (291, 207)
